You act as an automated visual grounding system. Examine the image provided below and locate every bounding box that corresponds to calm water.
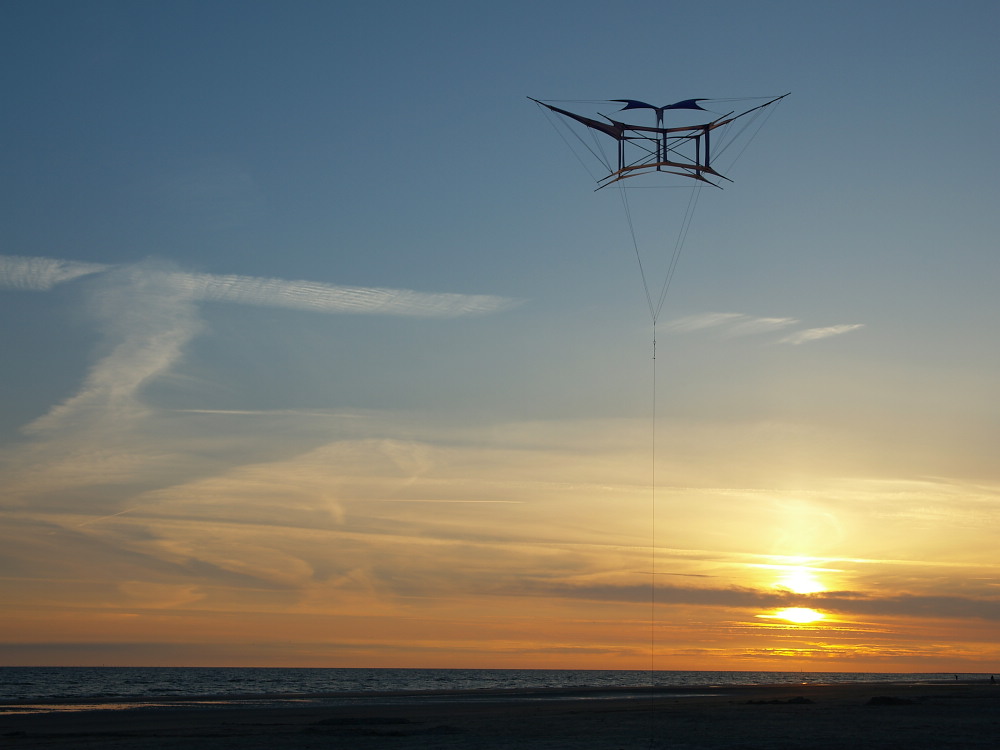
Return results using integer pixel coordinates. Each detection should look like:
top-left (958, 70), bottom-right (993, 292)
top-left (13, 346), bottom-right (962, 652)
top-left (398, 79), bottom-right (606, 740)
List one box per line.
top-left (0, 667), bottom-right (975, 705)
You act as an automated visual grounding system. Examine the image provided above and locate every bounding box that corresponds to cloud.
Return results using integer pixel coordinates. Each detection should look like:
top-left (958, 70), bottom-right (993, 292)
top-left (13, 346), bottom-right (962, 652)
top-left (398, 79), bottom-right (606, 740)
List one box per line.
top-left (779, 324), bottom-right (865, 345)
top-left (1, 263), bottom-right (205, 502)
top-left (25, 263), bottom-right (202, 436)
top-left (0, 255), bottom-right (514, 503)
top-left (177, 271), bottom-right (514, 317)
top-left (663, 311), bottom-right (864, 345)
top-left (663, 312), bottom-right (749, 332)
top-left (0, 255), bottom-right (109, 290)
top-left (117, 580), bottom-right (206, 609)
top-left (728, 317), bottom-right (798, 336)
top-left (0, 254), bottom-right (518, 317)
top-left (663, 312), bottom-right (797, 336)
top-left (519, 581), bottom-right (1000, 622)
top-left (813, 591), bottom-right (1000, 621)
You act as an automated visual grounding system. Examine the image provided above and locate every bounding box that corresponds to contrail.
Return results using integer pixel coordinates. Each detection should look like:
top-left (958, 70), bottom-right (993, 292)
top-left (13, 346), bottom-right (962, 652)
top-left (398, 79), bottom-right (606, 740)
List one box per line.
top-left (76, 506), bottom-right (140, 527)
top-left (175, 271), bottom-right (515, 317)
top-left (0, 254), bottom-right (519, 318)
top-left (0, 254), bottom-right (519, 500)
top-left (0, 255), bottom-right (109, 290)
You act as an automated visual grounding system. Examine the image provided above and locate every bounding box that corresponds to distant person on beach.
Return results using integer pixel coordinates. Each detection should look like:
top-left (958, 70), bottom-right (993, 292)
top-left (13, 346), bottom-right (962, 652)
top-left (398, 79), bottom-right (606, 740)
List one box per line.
top-left (991, 675), bottom-right (996, 684)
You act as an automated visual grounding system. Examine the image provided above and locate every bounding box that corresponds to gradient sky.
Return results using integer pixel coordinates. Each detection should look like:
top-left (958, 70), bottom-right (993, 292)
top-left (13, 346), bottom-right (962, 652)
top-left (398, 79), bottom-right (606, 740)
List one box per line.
top-left (2, 0), bottom-right (999, 671)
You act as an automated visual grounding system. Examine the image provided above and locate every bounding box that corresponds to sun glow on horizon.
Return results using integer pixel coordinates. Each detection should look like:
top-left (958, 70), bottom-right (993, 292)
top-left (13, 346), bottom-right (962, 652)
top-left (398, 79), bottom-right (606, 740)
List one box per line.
top-left (744, 562), bottom-right (833, 626)
top-left (759, 607), bottom-right (827, 625)
top-left (751, 559), bottom-right (841, 595)
top-left (775, 567), bottom-right (826, 595)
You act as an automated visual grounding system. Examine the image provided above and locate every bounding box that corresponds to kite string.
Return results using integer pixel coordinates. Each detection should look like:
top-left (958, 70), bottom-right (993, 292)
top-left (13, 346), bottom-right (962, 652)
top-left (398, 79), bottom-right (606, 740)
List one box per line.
top-left (652, 183), bottom-right (702, 322)
top-left (649, 319), bottom-right (657, 748)
top-left (618, 183), bottom-right (700, 746)
top-left (619, 182), bottom-right (701, 326)
top-left (618, 186), bottom-right (656, 321)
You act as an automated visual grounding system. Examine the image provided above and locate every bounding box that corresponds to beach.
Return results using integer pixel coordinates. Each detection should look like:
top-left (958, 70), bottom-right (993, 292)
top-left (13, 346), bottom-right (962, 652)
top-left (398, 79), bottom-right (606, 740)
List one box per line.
top-left (2, 682), bottom-right (998, 749)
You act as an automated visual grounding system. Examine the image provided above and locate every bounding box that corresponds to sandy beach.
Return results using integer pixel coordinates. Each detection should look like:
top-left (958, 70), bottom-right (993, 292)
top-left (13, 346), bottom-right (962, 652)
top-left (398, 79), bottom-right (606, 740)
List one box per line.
top-left (2, 682), bottom-right (998, 749)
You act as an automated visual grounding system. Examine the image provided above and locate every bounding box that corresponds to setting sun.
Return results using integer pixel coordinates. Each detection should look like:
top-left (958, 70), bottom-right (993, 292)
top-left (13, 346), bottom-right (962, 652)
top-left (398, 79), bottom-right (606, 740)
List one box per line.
top-left (773, 607), bottom-right (825, 624)
top-left (776, 567), bottom-right (826, 595)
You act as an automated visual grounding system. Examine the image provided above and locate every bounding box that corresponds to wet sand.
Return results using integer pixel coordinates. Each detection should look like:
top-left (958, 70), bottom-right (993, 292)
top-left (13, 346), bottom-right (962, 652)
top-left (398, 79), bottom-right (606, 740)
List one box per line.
top-left (2, 682), bottom-right (998, 749)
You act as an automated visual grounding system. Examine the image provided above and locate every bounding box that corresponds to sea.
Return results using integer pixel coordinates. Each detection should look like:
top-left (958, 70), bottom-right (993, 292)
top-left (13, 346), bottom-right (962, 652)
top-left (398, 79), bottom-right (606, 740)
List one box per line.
top-left (0, 667), bottom-right (982, 714)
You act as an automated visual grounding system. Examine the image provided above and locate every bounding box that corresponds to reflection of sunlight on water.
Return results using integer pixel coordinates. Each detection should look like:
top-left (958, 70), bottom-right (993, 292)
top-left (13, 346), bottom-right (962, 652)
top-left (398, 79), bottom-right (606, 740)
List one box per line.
top-left (0, 698), bottom-right (311, 715)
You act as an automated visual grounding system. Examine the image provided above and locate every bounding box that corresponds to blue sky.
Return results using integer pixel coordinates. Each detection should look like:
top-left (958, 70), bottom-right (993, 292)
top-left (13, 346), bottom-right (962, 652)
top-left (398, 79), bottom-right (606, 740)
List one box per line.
top-left (2, 0), bottom-right (999, 669)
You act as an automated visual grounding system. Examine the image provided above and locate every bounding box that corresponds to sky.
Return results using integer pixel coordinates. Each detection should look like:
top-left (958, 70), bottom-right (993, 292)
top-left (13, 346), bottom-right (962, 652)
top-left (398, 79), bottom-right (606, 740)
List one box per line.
top-left (1, 0), bottom-right (999, 672)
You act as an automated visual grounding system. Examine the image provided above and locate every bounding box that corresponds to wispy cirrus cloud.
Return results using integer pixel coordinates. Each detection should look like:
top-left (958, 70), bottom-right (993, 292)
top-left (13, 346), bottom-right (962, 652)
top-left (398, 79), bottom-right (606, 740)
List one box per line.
top-left (0, 255), bottom-right (518, 503)
top-left (0, 254), bottom-right (518, 318)
top-left (663, 312), bottom-right (863, 345)
top-left (662, 312), bottom-right (750, 333)
top-left (663, 312), bottom-right (797, 336)
top-left (4, 264), bottom-right (206, 502)
top-left (779, 324), bottom-right (865, 345)
top-left (0, 255), bottom-right (110, 290)
top-left (729, 316), bottom-right (799, 336)
top-left (174, 271), bottom-right (513, 317)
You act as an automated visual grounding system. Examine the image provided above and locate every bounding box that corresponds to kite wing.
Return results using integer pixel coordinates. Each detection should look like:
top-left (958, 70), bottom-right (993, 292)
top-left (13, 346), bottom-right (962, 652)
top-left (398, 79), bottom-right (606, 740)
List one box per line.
top-left (532, 94), bottom-right (788, 189)
top-left (612, 98), bottom-right (708, 112)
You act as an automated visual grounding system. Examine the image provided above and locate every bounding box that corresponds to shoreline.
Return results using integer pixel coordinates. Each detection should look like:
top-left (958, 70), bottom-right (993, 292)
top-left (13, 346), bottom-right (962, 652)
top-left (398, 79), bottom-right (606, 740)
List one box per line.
top-left (3, 682), bottom-right (998, 748)
top-left (2, 676), bottom-right (991, 709)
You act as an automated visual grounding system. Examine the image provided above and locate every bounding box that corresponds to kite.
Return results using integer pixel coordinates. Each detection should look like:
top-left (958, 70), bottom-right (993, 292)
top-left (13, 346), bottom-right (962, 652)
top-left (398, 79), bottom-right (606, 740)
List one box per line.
top-left (531, 93), bottom-right (789, 325)
top-left (529, 94), bottom-right (789, 189)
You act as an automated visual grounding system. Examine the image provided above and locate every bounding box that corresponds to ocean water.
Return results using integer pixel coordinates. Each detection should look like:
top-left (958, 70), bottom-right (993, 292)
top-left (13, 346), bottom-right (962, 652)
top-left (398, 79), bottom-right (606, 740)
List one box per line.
top-left (0, 667), bottom-right (975, 706)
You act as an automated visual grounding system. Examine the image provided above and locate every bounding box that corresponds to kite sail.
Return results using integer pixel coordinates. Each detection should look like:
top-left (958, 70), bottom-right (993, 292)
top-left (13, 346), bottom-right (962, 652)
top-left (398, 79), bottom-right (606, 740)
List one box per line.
top-left (529, 94), bottom-right (788, 189)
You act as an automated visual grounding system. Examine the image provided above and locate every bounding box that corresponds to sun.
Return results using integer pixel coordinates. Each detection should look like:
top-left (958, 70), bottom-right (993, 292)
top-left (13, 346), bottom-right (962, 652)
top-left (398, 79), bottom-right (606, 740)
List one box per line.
top-left (773, 607), bottom-right (825, 624)
top-left (750, 559), bottom-right (837, 627)
top-left (776, 568), bottom-right (826, 595)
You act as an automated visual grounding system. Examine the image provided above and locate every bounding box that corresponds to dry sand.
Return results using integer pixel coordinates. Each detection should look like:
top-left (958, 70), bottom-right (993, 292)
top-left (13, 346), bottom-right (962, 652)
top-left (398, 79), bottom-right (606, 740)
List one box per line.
top-left (2, 682), bottom-right (999, 749)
